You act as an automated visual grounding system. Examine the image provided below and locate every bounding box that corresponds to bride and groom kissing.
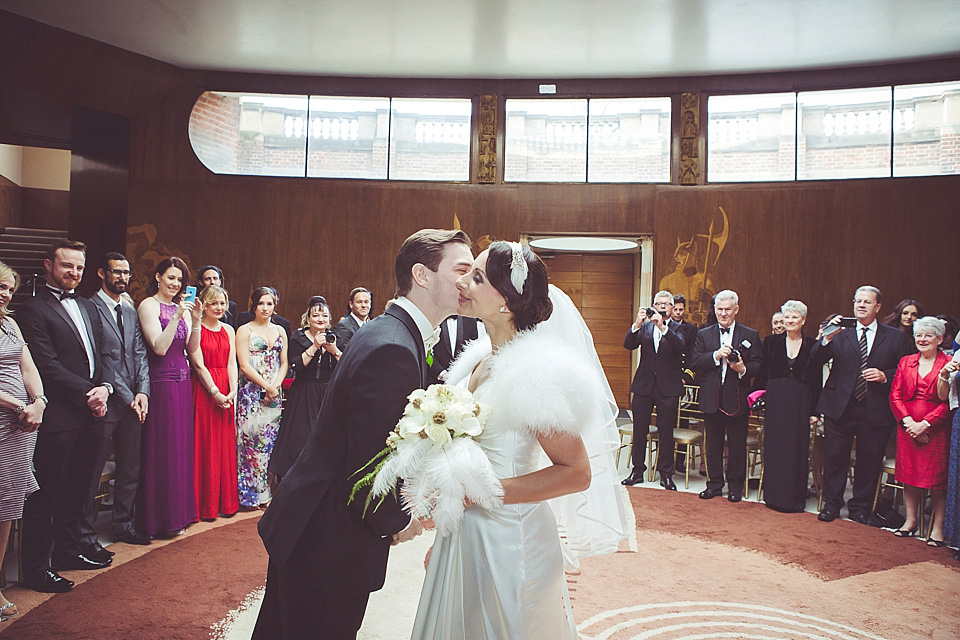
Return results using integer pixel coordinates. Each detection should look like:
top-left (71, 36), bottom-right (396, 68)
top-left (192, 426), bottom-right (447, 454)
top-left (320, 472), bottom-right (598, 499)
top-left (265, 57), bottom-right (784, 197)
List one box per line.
top-left (254, 229), bottom-right (627, 640)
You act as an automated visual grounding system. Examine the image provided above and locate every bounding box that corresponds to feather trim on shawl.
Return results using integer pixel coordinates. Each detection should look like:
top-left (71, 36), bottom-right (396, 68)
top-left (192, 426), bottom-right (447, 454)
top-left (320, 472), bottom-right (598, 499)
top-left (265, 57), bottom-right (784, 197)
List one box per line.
top-left (446, 329), bottom-right (603, 439)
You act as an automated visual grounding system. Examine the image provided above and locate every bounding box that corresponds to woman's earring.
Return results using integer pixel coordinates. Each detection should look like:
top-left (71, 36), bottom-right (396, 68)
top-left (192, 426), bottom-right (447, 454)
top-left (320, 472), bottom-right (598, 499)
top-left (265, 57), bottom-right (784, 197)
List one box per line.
top-left (499, 306), bottom-right (508, 313)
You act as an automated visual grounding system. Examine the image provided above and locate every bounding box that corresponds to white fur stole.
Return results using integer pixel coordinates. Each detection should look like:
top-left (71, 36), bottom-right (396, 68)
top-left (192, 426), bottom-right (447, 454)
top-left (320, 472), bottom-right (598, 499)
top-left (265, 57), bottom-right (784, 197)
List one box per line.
top-left (446, 330), bottom-right (603, 439)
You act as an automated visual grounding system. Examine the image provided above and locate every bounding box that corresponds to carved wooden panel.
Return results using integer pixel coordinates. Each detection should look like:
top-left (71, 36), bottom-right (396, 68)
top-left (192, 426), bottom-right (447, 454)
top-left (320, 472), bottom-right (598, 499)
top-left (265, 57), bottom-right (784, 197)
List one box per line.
top-left (679, 92), bottom-right (700, 185)
top-left (477, 95), bottom-right (497, 183)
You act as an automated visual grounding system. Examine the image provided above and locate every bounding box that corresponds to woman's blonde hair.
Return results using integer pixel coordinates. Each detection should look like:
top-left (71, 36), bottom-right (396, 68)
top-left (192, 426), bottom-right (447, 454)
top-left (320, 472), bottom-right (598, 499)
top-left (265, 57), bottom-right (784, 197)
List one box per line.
top-left (199, 285), bottom-right (229, 314)
top-left (0, 261), bottom-right (21, 322)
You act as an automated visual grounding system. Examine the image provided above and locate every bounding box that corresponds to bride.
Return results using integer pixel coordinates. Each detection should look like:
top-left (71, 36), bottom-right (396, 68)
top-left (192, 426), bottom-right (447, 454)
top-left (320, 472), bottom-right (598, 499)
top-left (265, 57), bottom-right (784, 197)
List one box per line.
top-left (411, 241), bottom-right (628, 639)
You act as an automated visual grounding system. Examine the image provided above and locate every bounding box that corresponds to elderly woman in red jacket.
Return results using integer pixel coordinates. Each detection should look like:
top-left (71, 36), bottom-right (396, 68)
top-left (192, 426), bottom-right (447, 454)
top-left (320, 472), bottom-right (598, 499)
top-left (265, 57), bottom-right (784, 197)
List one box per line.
top-left (890, 316), bottom-right (953, 546)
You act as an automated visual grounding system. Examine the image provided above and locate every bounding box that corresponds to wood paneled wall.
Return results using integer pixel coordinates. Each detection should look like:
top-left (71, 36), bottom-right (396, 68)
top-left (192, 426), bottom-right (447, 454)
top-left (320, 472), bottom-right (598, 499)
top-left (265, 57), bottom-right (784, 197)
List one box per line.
top-left (2, 10), bottom-right (958, 344)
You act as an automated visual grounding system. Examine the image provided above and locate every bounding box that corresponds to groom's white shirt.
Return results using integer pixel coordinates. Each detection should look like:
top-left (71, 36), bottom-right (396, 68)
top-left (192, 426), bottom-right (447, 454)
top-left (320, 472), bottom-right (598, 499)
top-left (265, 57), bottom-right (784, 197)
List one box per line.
top-left (392, 296), bottom-right (441, 352)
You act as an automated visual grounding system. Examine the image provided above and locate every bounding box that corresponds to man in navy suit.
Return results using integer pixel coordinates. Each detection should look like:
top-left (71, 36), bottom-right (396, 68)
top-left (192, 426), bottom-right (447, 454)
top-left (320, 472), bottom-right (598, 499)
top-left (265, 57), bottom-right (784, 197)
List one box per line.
top-left (254, 229), bottom-right (474, 640)
top-left (812, 285), bottom-right (911, 524)
top-left (16, 240), bottom-right (116, 592)
top-left (691, 290), bottom-right (761, 502)
top-left (333, 286), bottom-right (372, 352)
top-left (622, 290), bottom-right (685, 489)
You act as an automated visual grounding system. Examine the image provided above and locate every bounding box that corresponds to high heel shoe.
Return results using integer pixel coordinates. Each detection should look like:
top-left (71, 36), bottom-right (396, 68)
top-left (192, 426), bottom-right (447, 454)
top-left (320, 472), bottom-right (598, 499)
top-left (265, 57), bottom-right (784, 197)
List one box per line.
top-left (926, 538), bottom-right (946, 548)
top-left (0, 602), bottom-right (19, 622)
top-left (892, 526), bottom-right (919, 537)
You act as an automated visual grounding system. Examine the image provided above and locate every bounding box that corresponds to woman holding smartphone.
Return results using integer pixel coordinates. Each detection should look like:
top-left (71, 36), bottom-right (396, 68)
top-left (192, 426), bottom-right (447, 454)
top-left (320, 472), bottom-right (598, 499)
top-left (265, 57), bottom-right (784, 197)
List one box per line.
top-left (137, 257), bottom-right (201, 537)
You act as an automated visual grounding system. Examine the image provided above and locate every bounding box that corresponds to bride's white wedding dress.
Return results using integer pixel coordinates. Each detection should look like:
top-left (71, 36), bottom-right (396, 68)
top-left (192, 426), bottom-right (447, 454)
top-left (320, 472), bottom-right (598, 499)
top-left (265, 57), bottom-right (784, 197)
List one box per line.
top-left (411, 286), bottom-right (628, 640)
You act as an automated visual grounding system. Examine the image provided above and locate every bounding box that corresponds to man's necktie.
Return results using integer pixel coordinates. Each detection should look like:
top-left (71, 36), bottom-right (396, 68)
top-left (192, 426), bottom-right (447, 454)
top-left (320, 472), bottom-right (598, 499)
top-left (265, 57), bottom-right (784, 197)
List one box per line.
top-left (115, 303), bottom-right (125, 350)
top-left (854, 327), bottom-right (868, 401)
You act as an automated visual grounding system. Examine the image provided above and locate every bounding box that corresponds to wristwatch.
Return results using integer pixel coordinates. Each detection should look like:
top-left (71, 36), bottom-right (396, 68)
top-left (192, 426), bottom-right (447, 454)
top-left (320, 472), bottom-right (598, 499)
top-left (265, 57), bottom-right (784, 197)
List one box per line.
top-left (32, 394), bottom-right (48, 406)
top-left (102, 382), bottom-right (114, 395)
top-left (15, 401), bottom-right (27, 415)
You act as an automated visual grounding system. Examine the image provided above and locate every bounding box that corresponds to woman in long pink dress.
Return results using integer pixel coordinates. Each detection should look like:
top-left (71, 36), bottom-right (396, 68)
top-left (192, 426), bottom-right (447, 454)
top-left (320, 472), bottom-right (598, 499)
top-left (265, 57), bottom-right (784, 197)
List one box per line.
top-left (890, 316), bottom-right (952, 546)
top-left (188, 285), bottom-right (239, 520)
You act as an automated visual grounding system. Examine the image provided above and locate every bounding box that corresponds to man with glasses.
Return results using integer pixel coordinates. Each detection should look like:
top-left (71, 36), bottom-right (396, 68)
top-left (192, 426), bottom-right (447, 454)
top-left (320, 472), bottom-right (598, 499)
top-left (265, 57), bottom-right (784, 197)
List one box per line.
top-left (812, 286), bottom-right (910, 524)
top-left (691, 290), bottom-right (761, 503)
top-left (89, 253), bottom-right (152, 545)
top-left (622, 290), bottom-right (685, 489)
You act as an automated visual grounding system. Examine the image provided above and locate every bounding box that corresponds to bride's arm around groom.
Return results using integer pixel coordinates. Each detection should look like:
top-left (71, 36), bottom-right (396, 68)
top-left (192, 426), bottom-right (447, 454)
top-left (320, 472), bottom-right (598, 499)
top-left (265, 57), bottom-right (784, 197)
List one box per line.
top-left (253, 229), bottom-right (475, 640)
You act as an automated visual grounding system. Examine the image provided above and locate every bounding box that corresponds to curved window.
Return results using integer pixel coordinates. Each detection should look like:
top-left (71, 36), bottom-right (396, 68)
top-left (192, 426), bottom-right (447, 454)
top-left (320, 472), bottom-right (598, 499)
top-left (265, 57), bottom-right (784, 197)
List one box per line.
top-left (190, 92), bottom-right (471, 181)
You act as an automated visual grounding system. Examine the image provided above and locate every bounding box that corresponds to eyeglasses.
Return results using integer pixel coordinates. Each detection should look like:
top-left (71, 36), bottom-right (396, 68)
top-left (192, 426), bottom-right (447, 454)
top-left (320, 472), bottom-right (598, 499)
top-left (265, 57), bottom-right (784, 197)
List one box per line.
top-left (107, 269), bottom-right (132, 277)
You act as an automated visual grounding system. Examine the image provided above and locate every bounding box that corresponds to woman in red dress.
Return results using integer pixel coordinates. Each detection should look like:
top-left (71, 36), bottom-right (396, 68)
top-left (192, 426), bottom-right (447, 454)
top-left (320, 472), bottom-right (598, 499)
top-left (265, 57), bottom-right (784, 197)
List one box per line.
top-left (188, 285), bottom-right (240, 520)
top-left (889, 316), bottom-right (952, 545)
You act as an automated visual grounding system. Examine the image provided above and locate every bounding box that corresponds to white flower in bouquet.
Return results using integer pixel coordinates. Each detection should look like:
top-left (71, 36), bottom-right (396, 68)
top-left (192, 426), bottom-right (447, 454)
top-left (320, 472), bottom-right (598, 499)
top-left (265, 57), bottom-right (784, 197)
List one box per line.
top-left (349, 384), bottom-right (503, 536)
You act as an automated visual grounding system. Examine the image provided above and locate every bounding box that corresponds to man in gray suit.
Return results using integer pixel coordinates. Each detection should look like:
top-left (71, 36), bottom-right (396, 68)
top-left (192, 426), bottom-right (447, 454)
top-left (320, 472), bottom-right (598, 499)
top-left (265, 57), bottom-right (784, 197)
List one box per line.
top-left (86, 252), bottom-right (152, 546)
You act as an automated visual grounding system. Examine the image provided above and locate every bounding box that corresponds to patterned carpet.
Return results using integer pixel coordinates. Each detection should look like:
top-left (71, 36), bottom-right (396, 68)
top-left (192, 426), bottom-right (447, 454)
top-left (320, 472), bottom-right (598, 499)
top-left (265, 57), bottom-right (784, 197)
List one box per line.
top-left (2, 487), bottom-right (958, 639)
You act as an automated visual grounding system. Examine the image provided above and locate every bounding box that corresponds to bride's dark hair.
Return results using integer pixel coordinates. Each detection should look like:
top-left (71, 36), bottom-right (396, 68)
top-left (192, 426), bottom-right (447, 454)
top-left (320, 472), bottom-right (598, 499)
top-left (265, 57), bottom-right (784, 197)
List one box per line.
top-left (485, 241), bottom-right (552, 331)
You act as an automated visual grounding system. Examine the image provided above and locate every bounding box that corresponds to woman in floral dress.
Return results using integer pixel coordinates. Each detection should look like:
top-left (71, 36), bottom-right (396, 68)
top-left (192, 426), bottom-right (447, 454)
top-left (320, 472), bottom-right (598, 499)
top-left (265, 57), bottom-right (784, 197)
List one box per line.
top-left (235, 287), bottom-right (288, 509)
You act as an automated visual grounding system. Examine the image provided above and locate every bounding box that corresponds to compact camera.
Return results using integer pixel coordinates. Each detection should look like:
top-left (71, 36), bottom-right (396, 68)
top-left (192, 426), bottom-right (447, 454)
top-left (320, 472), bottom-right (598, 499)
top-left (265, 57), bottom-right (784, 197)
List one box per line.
top-left (644, 307), bottom-right (657, 318)
top-left (325, 330), bottom-right (337, 343)
top-left (727, 349), bottom-right (741, 364)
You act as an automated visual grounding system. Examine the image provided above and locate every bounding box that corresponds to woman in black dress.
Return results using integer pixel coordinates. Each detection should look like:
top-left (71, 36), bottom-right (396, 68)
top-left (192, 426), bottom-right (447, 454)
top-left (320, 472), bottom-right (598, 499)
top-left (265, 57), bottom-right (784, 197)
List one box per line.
top-left (268, 296), bottom-right (341, 484)
top-left (755, 300), bottom-right (821, 512)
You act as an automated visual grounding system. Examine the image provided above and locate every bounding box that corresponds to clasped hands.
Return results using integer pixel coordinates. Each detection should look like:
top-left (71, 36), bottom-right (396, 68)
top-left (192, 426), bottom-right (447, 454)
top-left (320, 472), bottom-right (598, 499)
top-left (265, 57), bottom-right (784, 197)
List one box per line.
top-left (86, 385), bottom-right (110, 418)
top-left (392, 516), bottom-right (426, 546)
top-left (902, 416), bottom-right (930, 444)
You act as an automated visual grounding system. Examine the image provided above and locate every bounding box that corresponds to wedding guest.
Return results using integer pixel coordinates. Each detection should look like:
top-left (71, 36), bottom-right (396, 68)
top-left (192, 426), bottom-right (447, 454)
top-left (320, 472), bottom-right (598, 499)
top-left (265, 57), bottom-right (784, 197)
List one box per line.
top-left (755, 300), bottom-right (821, 512)
top-left (17, 241), bottom-right (113, 593)
top-left (88, 253), bottom-right (151, 546)
top-left (890, 317), bottom-right (952, 545)
top-left (196, 265), bottom-right (239, 328)
top-left (937, 315), bottom-right (958, 355)
top-left (884, 299), bottom-right (924, 354)
top-left (137, 257), bottom-right (200, 537)
top-left (936, 349), bottom-right (960, 560)
top-left (188, 285), bottom-right (240, 520)
top-left (333, 286), bottom-right (372, 351)
top-left (770, 312), bottom-right (786, 336)
top-left (269, 296), bottom-right (341, 484)
top-left (236, 287), bottom-right (288, 509)
top-left (813, 286), bottom-right (910, 524)
top-left (236, 287), bottom-right (292, 341)
top-left (0, 262), bottom-right (45, 612)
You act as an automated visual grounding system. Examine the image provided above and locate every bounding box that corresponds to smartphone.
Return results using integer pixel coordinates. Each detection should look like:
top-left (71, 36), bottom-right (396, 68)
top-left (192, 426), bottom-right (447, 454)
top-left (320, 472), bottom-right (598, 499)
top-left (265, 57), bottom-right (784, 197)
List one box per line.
top-left (839, 316), bottom-right (857, 328)
top-left (184, 285), bottom-right (197, 304)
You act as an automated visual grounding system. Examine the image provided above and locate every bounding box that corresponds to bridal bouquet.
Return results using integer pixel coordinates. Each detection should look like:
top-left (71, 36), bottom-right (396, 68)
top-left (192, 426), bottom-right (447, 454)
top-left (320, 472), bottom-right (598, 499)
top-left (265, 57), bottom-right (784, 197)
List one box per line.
top-left (349, 384), bottom-right (503, 536)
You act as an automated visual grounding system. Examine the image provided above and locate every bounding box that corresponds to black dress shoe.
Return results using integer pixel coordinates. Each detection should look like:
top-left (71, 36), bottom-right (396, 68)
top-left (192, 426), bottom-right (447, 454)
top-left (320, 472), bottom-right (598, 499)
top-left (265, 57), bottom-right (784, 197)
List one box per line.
top-left (699, 487), bottom-right (723, 500)
top-left (25, 569), bottom-right (74, 593)
top-left (51, 553), bottom-right (112, 571)
top-left (83, 541), bottom-right (114, 561)
top-left (115, 528), bottom-right (152, 546)
top-left (818, 506), bottom-right (839, 522)
top-left (660, 473), bottom-right (677, 491)
top-left (727, 493), bottom-right (742, 503)
top-left (621, 469), bottom-right (645, 486)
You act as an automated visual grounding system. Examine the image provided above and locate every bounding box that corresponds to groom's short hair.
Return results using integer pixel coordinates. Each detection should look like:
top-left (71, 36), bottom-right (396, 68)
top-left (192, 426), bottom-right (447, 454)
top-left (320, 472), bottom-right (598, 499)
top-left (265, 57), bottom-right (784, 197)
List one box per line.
top-left (395, 229), bottom-right (471, 297)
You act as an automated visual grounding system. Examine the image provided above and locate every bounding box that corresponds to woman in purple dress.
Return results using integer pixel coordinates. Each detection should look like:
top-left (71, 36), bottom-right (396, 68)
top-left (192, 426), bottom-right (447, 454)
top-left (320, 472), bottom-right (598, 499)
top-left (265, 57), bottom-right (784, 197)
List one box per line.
top-left (137, 257), bottom-right (200, 537)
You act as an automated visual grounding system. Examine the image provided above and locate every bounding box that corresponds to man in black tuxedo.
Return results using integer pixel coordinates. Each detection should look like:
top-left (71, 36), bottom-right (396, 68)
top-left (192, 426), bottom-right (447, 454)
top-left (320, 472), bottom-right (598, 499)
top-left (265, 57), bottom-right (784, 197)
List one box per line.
top-left (88, 252), bottom-right (152, 546)
top-left (16, 240), bottom-right (115, 593)
top-left (691, 290), bottom-right (761, 503)
top-left (427, 315), bottom-right (484, 384)
top-left (622, 290), bottom-right (685, 489)
top-left (333, 286), bottom-right (372, 352)
top-left (254, 229), bottom-right (474, 640)
top-left (812, 285), bottom-right (911, 524)
top-left (671, 294), bottom-right (699, 371)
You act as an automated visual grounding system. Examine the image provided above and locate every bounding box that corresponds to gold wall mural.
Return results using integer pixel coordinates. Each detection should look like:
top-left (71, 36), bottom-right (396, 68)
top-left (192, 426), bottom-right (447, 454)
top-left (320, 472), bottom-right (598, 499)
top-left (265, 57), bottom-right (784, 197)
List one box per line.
top-left (125, 224), bottom-right (193, 303)
top-left (659, 206), bottom-right (728, 325)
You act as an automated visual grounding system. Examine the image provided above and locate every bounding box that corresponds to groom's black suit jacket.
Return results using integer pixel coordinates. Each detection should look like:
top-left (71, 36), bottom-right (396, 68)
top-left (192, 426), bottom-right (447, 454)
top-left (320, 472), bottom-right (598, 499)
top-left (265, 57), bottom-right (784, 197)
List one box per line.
top-left (258, 304), bottom-right (426, 595)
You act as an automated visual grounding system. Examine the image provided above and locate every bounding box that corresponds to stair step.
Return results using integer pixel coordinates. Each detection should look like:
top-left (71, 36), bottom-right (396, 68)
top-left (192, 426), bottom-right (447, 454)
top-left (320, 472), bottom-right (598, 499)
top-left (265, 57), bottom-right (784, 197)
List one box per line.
top-left (0, 241), bottom-right (51, 251)
top-left (0, 249), bottom-right (47, 259)
top-left (2, 228), bottom-right (68, 238)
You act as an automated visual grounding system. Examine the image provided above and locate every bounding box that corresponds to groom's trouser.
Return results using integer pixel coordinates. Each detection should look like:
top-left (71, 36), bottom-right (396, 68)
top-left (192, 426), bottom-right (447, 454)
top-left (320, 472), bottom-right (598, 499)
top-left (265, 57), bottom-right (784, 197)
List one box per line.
top-left (253, 558), bottom-right (370, 640)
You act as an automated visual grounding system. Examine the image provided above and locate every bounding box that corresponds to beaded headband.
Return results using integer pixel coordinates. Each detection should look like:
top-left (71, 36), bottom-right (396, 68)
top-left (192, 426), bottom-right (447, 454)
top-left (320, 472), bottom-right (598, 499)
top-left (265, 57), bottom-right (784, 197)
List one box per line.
top-left (507, 242), bottom-right (528, 295)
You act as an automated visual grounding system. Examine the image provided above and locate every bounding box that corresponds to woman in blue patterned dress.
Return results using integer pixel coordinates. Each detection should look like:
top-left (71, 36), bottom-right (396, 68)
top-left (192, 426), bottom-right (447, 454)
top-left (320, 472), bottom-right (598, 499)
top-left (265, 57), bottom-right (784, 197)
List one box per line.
top-left (235, 287), bottom-right (288, 509)
top-left (937, 353), bottom-right (960, 560)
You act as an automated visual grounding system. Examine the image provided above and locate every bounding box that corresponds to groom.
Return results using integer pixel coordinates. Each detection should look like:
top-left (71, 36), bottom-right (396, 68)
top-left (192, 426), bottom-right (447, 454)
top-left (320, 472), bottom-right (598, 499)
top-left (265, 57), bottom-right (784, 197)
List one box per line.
top-left (254, 228), bottom-right (474, 640)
